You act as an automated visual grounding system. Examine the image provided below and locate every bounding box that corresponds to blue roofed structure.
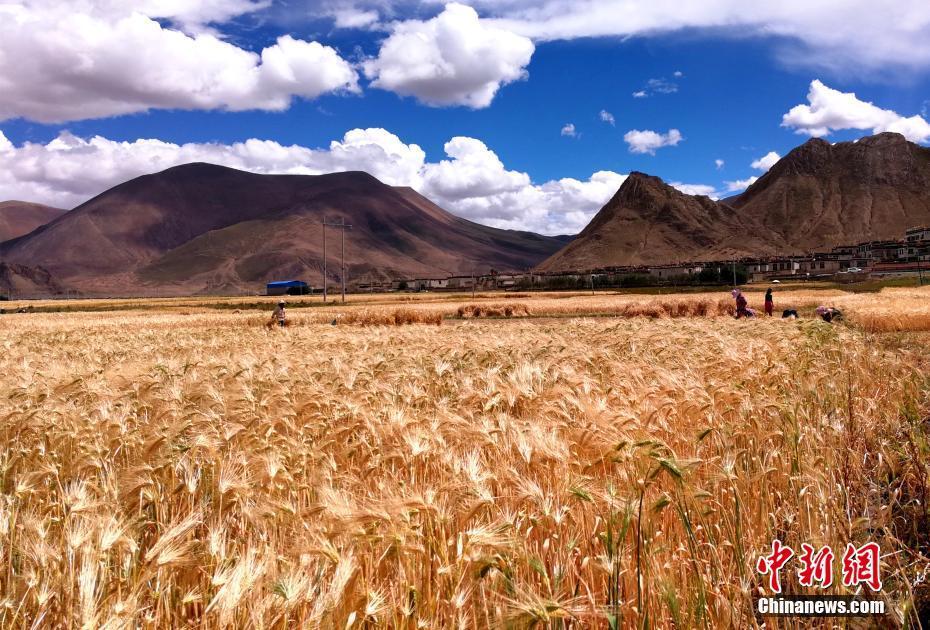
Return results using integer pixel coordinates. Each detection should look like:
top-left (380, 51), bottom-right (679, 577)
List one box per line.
top-left (266, 280), bottom-right (310, 296)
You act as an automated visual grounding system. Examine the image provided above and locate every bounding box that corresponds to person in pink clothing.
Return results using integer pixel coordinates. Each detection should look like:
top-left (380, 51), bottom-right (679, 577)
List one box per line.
top-left (732, 289), bottom-right (751, 318)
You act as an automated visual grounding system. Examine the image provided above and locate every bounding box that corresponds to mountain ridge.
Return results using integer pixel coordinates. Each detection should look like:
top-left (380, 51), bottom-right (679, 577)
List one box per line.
top-left (0, 201), bottom-right (65, 242)
top-left (5, 132), bottom-right (930, 291)
top-left (0, 163), bottom-right (566, 295)
top-left (537, 172), bottom-right (787, 271)
top-left (731, 132), bottom-right (930, 248)
top-left (538, 132), bottom-right (930, 272)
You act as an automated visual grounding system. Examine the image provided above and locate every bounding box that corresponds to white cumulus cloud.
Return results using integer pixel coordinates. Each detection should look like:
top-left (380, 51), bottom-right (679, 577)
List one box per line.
top-left (715, 159), bottom-right (725, 170)
top-left (724, 176), bottom-right (759, 192)
top-left (560, 123), bottom-right (577, 137)
top-left (671, 182), bottom-right (718, 198)
top-left (419, 136), bottom-right (626, 233)
top-left (623, 129), bottom-right (683, 155)
top-left (9, 1), bottom-right (930, 125)
top-left (141, 0), bottom-right (271, 32)
top-left (479, 0), bottom-right (930, 73)
top-left (362, 3), bottom-right (534, 108)
top-left (751, 151), bottom-right (781, 171)
top-left (0, 128), bottom-right (423, 208)
top-left (599, 110), bottom-right (615, 126)
top-left (0, 128), bottom-right (625, 235)
top-left (332, 7), bottom-right (380, 28)
top-left (782, 80), bottom-right (930, 142)
top-left (420, 136), bottom-right (529, 202)
top-left (25, 0), bottom-right (272, 33)
top-left (253, 1), bottom-right (930, 75)
top-left (0, 2), bottom-right (358, 123)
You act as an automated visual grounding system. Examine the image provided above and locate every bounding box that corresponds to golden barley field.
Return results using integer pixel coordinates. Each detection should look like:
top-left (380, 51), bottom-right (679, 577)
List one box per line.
top-left (1, 287), bottom-right (929, 628)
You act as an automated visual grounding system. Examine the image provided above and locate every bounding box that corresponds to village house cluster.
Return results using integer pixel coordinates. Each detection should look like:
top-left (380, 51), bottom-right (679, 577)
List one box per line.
top-left (352, 226), bottom-right (930, 292)
top-left (742, 226), bottom-right (930, 283)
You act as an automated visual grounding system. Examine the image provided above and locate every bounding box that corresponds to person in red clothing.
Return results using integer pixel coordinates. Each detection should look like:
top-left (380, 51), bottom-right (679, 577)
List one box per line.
top-left (764, 287), bottom-right (774, 316)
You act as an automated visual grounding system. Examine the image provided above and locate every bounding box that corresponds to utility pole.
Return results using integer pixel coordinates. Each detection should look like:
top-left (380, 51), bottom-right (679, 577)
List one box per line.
top-left (341, 218), bottom-right (348, 302)
top-left (323, 218), bottom-right (352, 303)
top-left (732, 260), bottom-right (737, 287)
top-left (322, 221), bottom-right (327, 303)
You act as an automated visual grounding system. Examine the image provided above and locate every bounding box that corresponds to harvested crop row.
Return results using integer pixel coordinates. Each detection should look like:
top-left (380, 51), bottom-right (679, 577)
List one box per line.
top-left (457, 303), bottom-right (531, 318)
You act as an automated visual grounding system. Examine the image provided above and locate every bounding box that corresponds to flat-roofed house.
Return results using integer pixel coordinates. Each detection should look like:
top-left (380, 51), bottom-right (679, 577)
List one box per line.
top-left (266, 280), bottom-right (310, 296)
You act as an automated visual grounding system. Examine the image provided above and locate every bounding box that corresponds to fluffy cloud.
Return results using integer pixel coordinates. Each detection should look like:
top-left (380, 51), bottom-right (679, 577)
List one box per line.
top-left (22, 0), bottom-right (271, 32)
top-left (715, 159), bottom-right (725, 170)
top-left (0, 128), bottom-right (624, 234)
top-left (418, 136), bottom-right (626, 233)
top-left (259, 1), bottom-right (930, 75)
top-left (671, 182), bottom-right (718, 198)
top-left (420, 137), bottom-right (529, 202)
top-left (362, 3), bottom-right (534, 108)
top-left (724, 176), bottom-right (759, 192)
top-left (331, 7), bottom-right (380, 28)
top-left (137, 0), bottom-right (272, 32)
top-left (0, 128), bottom-right (423, 207)
top-left (434, 170), bottom-right (627, 234)
top-left (751, 151), bottom-right (780, 171)
top-left (479, 0), bottom-right (930, 73)
top-left (0, 2), bottom-right (358, 123)
top-left (782, 80), bottom-right (930, 142)
top-left (560, 123), bottom-right (577, 137)
top-left (599, 110), bottom-right (615, 126)
top-left (10, 1), bottom-right (930, 125)
top-left (623, 129), bottom-right (683, 155)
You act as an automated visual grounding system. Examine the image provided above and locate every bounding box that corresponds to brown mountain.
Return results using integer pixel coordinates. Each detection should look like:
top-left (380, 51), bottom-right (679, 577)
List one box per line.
top-left (0, 262), bottom-right (61, 297)
top-left (0, 201), bottom-right (64, 242)
top-left (0, 163), bottom-right (565, 295)
top-left (731, 132), bottom-right (930, 248)
top-left (539, 132), bottom-right (930, 271)
top-left (537, 172), bottom-right (786, 271)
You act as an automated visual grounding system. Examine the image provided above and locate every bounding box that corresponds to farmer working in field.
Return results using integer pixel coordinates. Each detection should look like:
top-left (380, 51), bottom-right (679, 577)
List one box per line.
top-left (271, 300), bottom-right (287, 327)
top-left (816, 305), bottom-right (842, 323)
top-left (764, 287), bottom-right (774, 316)
top-left (732, 288), bottom-right (751, 319)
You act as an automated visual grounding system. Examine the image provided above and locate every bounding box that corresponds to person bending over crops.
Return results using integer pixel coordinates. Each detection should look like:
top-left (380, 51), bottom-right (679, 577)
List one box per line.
top-left (816, 305), bottom-right (842, 323)
top-left (732, 289), bottom-right (752, 319)
top-left (271, 300), bottom-right (287, 327)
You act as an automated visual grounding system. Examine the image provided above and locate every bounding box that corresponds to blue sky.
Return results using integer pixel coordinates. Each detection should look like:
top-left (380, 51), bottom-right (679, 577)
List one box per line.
top-left (1, 1), bottom-right (929, 233)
